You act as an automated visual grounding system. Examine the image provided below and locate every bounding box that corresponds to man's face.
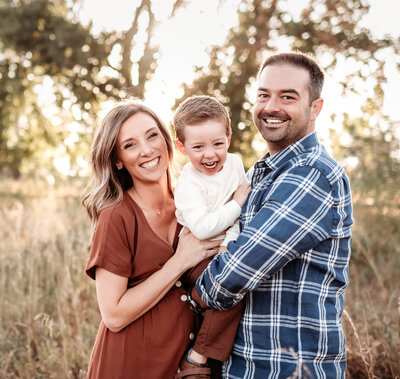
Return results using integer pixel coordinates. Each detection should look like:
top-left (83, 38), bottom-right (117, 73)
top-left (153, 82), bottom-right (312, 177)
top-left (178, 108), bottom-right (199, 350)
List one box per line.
top-left (253, 64), bottom-right (322, 155)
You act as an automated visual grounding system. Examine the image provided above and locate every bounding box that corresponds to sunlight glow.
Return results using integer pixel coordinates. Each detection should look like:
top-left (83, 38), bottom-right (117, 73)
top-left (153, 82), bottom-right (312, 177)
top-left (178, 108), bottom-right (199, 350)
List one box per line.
top-left (54, 0), bottom-right (400, 175)
top-left (79, 0), bottom-right (400, 126)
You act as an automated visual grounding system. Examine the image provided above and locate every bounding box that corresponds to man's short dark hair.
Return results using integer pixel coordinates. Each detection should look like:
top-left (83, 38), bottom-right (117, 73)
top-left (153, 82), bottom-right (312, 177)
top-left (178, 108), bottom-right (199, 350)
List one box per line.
top-left (259, 52), bottom-right (325, 105)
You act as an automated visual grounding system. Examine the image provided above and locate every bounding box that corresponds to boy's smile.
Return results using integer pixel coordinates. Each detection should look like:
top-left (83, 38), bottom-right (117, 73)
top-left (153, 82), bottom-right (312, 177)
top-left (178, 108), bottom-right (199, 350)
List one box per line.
top-left (176, 119), bottom-right (231, 176)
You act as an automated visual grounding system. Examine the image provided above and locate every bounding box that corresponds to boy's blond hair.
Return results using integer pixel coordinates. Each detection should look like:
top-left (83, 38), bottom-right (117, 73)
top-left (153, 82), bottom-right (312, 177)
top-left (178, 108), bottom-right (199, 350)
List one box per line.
top-left (173, 95), bottom-right (231, 143)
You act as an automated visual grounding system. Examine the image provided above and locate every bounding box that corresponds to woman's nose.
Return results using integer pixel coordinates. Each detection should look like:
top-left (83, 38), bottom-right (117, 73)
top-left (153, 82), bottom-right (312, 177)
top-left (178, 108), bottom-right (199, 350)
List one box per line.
top-left (139, 141), bottom-right (153, 156)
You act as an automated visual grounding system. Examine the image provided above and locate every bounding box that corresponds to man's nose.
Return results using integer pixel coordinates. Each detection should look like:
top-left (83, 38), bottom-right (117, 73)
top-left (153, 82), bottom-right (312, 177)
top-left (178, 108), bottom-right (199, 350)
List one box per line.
top-left (263, 96), bottom-right (280, 113)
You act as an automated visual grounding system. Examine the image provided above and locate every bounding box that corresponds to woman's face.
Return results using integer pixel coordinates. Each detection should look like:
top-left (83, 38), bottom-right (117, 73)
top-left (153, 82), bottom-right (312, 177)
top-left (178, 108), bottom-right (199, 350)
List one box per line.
top-left (115, 112), bottom-right (169, 186)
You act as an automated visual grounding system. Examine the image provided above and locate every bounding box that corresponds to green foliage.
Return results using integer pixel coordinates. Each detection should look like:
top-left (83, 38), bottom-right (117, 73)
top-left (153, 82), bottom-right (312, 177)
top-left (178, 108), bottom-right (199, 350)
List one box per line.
top-left (329, 85), bottom-right (400, 208)
top-left (0, 0), bottom-right (106, 174)
top-left (175, 0), bottom-right (399, 169)
top-left (0, 0), bottom-right (185, 175)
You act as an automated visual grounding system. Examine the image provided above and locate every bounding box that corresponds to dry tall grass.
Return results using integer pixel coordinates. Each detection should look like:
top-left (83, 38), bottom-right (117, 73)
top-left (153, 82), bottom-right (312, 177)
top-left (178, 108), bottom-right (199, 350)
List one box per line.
top-left (0, 179), bottom-right (399, 378)
top-left (0, 178), bottom-right (99, 378)
top-left (343, 201), bottom-right (400, 378)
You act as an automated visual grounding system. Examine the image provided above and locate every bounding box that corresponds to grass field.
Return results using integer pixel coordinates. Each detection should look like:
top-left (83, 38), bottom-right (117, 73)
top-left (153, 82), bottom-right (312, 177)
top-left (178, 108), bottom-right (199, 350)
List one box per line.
top-left (0, 178), bottom-right (399, 378)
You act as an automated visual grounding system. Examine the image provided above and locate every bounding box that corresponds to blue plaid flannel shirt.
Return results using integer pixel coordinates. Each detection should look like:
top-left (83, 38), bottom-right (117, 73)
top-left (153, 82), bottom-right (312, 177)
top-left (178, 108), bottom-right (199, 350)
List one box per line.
top-left (196, 132), bottom-right (353, 379)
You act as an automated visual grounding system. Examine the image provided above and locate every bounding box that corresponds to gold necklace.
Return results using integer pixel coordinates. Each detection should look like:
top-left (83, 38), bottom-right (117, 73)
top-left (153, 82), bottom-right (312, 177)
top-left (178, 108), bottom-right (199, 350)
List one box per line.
top-left (131, 188), bottom-right (166, 215)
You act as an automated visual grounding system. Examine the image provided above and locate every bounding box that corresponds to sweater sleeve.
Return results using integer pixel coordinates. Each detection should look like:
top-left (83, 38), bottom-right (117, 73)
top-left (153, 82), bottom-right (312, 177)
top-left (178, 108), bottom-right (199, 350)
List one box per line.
top-left (175, 179), bottom-right (241, 240)
top-left (220, 219), bottom-right (240, 246)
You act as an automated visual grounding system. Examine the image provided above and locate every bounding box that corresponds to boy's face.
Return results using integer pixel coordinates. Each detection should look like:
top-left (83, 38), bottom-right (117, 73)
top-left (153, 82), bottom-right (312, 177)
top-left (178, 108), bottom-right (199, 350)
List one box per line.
top-left (176, 119), bottom-right (230, 176)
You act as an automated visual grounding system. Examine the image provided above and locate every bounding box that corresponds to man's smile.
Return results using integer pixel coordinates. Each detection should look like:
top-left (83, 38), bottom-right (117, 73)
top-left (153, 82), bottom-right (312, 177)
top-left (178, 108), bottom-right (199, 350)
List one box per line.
top-left (263, 118), bottom-right (287, 125)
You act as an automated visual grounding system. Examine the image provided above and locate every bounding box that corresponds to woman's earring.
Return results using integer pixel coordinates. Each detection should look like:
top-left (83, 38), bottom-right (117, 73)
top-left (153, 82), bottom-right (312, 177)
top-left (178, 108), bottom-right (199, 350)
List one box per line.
top-left (116, 163), bottom-right (123, 170)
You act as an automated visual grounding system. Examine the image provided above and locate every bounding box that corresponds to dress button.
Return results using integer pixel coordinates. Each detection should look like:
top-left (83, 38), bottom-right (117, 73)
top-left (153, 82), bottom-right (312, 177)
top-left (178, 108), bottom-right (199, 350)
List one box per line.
top-left (180, 294), bottom-right (187, 302)
top-left (175, 280), bottom-right (182, 287)
top-left (189, 332), bottom-right (195, 340)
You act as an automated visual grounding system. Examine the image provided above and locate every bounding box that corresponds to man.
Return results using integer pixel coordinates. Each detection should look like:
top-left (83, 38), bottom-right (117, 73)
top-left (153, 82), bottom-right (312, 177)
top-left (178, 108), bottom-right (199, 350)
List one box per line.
top-left (194, 52), bottom-right (353, 378)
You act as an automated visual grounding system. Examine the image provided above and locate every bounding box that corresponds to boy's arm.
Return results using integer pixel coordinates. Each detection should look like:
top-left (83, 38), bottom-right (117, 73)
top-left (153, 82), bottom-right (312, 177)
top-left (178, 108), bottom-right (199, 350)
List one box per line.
top-left (175, 180), bottom-right (241, 241)
top-left (220, 219), bottom-right (240, 247)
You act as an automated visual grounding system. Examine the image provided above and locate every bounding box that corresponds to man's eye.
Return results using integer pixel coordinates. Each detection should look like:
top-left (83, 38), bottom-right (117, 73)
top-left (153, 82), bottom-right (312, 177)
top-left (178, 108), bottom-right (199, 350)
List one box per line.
top-left (283, 95), bottom-right (295, 100)
top-left (258, 93), bottom-right (268, 99)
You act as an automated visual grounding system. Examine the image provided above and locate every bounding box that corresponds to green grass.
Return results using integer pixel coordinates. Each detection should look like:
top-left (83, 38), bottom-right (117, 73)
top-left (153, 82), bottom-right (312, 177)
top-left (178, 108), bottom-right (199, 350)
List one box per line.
top-left (0, 178), bottom-right (398, 378)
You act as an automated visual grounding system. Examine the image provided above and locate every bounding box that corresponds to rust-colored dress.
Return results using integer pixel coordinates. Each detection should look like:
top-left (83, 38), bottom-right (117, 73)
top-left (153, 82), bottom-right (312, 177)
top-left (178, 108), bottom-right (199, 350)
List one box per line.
top-left (86, 192), bottom-right (197, 379)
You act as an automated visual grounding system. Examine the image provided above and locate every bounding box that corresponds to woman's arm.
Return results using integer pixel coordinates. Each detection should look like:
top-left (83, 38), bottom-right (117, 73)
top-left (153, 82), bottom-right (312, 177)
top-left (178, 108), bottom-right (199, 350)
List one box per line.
top-left (95, 229), bottom-right (219, 332)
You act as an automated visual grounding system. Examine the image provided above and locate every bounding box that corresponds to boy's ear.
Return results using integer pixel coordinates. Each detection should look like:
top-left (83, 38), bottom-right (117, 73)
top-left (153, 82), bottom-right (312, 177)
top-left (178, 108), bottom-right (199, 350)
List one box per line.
top-left (176, 140), bottom-right (187, 155)
top-left (227, 134), bottom-right (231, 146)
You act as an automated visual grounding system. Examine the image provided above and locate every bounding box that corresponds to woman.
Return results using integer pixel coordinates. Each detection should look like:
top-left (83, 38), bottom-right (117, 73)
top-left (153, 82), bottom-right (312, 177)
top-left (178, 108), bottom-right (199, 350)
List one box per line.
top-left (82, 101), bottom-right (220, 378)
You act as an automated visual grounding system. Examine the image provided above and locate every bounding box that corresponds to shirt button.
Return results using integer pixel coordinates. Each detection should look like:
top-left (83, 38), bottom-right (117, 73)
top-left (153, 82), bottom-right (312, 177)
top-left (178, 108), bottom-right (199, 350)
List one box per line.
top-left (189, 332), bottom-right (195, 340)
top-left (175, 280), bottom-right (182, 287)
top-left (180, 295), bottom-right (187, 302)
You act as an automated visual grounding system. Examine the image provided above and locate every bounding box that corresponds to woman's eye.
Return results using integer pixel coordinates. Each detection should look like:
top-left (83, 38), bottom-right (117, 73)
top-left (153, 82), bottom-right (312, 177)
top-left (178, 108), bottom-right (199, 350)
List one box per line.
top-left (123, 142), bottom-right (135, 149)
top-left (149, 132), bottom-right (158, 139)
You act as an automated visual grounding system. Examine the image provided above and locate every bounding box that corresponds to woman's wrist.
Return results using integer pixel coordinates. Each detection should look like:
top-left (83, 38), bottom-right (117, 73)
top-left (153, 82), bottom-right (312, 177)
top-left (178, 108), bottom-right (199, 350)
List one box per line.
top-left (164, 253), bottom-right (188, 278)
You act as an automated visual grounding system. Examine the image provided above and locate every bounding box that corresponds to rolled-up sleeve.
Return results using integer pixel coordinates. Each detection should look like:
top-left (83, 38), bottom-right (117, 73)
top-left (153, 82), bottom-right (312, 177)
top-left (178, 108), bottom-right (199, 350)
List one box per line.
top-left (196, 165), bottom-right (334, 310)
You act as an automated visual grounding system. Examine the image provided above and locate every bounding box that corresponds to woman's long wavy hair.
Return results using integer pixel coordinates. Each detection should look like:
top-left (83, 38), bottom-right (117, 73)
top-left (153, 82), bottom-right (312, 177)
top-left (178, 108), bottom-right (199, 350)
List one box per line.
top-left (82, 101), bottom-right (174, 233)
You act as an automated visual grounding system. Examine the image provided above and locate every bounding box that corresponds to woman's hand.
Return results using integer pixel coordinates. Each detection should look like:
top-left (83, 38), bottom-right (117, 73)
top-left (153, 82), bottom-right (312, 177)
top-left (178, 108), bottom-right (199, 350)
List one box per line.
top-left (96, 229), bottom-right (219, 332)
top-left (173, 228), bottom-right (220, 272)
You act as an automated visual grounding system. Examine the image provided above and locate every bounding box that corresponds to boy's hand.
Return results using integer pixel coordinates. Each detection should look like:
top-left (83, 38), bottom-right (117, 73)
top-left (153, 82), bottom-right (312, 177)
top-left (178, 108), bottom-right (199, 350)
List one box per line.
top-left (218, 246), bottom-right (227, 254)
top-left (233, 183), bottom-right (251, 207)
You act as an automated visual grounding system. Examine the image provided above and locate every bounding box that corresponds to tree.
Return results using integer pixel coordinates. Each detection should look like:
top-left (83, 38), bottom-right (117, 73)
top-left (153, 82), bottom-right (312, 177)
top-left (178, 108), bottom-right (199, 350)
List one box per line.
top-left (175, 0), bottom-right (400, 168)
top-left (0, 0), bottom-right (187, 176)
top-left (330, 83), bottom-right (400, 208)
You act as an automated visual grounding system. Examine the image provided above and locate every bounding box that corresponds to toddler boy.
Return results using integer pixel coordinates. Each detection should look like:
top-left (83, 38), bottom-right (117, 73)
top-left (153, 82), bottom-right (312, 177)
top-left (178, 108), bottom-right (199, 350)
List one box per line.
top-left (173, 95), bottom-right (250, 378)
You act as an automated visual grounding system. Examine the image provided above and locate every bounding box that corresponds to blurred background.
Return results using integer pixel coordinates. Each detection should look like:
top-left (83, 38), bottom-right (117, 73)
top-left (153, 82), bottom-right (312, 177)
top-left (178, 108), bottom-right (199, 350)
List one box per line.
top-left (0, 0), bottom-right (399, 377)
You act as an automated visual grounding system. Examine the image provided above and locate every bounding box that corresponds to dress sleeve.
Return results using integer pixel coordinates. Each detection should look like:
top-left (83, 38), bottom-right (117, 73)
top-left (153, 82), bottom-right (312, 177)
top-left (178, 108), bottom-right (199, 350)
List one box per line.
top-left (86, 206), bottom-right (135, 280)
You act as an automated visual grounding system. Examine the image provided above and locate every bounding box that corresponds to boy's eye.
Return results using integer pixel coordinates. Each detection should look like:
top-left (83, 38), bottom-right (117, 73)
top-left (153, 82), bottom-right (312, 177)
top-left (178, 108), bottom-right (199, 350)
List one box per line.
top-left (192, 145), bottom-right (203, 150)
top-left (214, 142), bottom-right (224, 147)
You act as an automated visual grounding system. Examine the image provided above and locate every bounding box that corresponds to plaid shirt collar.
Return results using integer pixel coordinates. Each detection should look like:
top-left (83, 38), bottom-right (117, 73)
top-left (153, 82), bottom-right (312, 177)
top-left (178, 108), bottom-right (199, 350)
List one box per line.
top-left (253, 131), bottom-right (319, 182)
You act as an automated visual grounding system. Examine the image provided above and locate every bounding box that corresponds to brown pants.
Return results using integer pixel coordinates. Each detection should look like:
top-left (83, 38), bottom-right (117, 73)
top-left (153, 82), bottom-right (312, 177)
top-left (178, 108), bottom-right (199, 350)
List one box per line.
top-left (184, 257), bottom-right (244, 362)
